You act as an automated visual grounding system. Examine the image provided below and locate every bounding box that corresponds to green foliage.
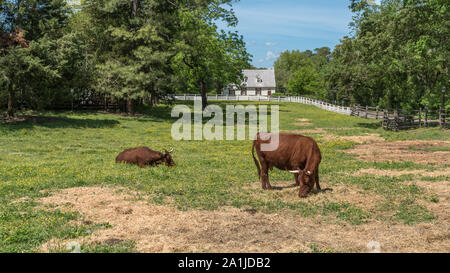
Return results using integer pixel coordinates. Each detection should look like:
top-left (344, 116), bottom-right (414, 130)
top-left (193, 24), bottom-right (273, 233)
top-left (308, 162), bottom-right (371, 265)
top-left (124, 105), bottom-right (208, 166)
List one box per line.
top-left (0, 0), bottom-right (92, 115)
top-left (274, 47), bottom-right (330, 98)
top-left (273, 0), bottom-right (449, 109)
top-left (328, 0), bottom-right (449, 109)
top-left (171, 0), bottom-right (252, 109)
top-left (1, 0), bottom-right (251, 114)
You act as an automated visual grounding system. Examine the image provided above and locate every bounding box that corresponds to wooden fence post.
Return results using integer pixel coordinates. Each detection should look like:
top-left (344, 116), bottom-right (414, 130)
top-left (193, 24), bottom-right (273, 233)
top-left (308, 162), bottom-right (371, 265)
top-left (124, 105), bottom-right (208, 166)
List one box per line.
top-left (440, 107), bottom-right (444, 128)
top-left (365, 106), bottom-right (368, 118)
top-left (394, 109), bottom-right (399, 131)
top-left (419, 108), bottom-right (422, 128)
top-left (375, 106), bottom-right (379, 119)
top-left (425, 108), bottom-right (428, 127)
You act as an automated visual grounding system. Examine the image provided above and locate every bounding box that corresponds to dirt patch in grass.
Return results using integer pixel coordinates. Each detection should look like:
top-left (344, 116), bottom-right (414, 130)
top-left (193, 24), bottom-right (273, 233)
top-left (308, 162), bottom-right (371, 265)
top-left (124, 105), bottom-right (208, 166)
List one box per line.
top-left (413, 180), bottom-right (449, 243)
top-left (346, 140), bottom-right (450, 165)
top-left (287, 128), bottom-right (326, 135)
top-left (324, 134), bottom-right (384, 144)
top-left (294, 122), bottom-right (314, 127)
top-left (355, 168), bottom-right (450, 177)
top-left (297, 118), bottom-right (311, 122)
top-left (244, 180), bottom-right (382, 213)
top-left (38, 186), bottom-right (450, 253)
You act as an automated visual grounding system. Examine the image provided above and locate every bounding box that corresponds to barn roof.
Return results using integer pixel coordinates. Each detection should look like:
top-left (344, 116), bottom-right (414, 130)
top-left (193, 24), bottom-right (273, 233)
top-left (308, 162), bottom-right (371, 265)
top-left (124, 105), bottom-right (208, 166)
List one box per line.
top-left (241, 69), bottom-right (276, 88)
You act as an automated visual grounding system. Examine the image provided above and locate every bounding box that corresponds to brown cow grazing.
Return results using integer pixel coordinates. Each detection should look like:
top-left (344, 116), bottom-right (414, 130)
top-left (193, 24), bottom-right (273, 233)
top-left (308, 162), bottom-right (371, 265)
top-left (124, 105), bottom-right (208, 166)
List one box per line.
top-left (116, 147), bottom-right (175, 168)
top-left (252, 133), bottom-right (322, 198)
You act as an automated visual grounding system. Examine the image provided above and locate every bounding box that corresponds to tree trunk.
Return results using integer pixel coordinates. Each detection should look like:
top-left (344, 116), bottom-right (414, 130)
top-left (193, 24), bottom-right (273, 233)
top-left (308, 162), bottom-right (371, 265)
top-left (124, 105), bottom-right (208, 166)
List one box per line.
top-left (127, 98), bottom-right (134, 115)
top-left (132, 0), bottom-right (139, 17)
top-left (200, 79), bottom-right (208, 110)
top-left (7, 87), bottom-right (15, 118)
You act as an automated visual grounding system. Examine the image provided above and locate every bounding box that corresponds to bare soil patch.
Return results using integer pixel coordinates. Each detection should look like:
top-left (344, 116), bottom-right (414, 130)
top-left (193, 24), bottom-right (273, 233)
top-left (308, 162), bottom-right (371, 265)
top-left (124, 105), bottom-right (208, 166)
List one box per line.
top-left (355, 168), bottom-right (450, 177)
top-left (39, 186), bottom-right (449, 253)
top-left (287, 128), bottom-right (326, 135)
top-left (294, 122), bottom-right (314, 127)
top-left (243, 180), bottom-right (382, 213)
top-left (346, 140), bottom-right (450, 165)
top-left (324, 134), bottom-right (384, 144)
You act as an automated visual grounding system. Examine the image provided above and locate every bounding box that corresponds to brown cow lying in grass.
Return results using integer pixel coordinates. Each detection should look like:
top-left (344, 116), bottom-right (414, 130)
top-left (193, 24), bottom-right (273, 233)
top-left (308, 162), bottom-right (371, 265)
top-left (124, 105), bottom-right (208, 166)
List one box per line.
top-left (252, 133), bottom-right (322, 198)
top-left (116, 147), bottom-right (175, 168)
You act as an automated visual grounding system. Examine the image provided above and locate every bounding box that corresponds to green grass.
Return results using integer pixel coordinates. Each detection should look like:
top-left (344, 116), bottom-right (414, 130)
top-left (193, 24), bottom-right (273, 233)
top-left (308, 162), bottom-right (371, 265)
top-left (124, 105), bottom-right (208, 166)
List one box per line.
top-left (0, 101), bottom-right (448, 252)
top-left (408, 145), bottom-right (450, 152)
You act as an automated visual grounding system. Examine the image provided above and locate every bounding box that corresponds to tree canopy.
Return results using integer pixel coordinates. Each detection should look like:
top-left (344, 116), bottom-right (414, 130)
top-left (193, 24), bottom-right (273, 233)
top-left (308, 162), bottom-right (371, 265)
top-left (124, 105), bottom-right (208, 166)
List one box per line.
top-left (274, 0), bottom-right (449, 109)
top-left (0, 0), bottom-right (252, 115)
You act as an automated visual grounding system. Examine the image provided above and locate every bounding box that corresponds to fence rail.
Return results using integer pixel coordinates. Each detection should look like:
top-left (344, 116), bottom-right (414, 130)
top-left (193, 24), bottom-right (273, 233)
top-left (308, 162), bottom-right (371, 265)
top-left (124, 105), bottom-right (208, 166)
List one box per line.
top-left (351, 105), bottom-right (449, 130)
top-left (169, 94), bottom-right (352, 115)
top-left (169, 94), bottom-right (448, 131)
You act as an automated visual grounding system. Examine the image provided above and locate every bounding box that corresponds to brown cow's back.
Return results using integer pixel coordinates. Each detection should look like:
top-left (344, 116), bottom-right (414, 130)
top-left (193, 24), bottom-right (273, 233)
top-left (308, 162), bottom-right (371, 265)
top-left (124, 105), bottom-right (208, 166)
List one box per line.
top-left (254, 133), bottom-right (321, 171)
top-left (115, 147), bottom-right (165, 167)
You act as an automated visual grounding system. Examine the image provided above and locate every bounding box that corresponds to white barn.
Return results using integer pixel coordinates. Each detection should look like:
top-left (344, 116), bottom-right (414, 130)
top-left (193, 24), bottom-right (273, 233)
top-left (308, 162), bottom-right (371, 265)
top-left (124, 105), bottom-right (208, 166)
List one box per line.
top-left (223, 69), bottom-right (276, 96)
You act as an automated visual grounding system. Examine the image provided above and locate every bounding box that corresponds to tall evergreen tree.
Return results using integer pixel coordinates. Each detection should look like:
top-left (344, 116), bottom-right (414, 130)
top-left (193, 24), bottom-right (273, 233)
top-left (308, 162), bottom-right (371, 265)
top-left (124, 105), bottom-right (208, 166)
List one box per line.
top-left (84, 0), bottom-right (179, 114)
top-left (0, 0), bottom-right (71, 117)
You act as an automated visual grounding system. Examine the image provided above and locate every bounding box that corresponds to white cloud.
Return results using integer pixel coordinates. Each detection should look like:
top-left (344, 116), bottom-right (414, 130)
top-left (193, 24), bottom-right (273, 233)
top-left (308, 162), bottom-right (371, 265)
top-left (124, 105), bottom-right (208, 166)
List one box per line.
top-left (265, 51), bottom-right (279, 61)
top-left (246, 41), bottom-right (256, 47)
top-left (265, 42), bottom-right (277, 47)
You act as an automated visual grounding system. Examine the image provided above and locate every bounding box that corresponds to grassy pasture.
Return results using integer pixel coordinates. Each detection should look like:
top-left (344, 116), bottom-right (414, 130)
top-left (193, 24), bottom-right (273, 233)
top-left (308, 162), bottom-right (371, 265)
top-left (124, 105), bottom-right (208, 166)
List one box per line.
top-left (0, 102), bottom-right (449, 253)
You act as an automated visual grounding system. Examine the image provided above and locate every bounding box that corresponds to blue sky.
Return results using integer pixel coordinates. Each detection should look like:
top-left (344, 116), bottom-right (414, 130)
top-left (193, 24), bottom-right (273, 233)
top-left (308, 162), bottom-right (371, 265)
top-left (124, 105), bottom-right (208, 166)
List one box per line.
top-left (219, 0), bottom-right (362, 68)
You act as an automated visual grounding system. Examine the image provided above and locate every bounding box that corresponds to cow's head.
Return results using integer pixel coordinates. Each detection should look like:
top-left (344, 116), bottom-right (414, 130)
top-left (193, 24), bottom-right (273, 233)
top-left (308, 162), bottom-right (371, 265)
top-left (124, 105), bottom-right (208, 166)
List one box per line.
top-left (289, 169), bottom-right (312, 184)
top-left (163, 148), bottom-right (176, 167)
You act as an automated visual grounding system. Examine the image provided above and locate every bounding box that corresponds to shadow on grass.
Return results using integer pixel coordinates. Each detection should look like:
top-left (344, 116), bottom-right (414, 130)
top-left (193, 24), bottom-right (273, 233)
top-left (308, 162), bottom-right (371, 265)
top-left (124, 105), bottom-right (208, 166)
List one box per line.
top-left (356, 122), bottom-right (382, 129)
top-left (0, 115), bottom-right (120, 130)
top-left (137, 101), bottom-right (277, 125)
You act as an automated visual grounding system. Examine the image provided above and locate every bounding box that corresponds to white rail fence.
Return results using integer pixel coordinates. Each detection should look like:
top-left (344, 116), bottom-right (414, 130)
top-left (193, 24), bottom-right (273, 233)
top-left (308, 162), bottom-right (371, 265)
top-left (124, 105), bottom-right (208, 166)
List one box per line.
top-left (170, 94), bottom-right (352, 115)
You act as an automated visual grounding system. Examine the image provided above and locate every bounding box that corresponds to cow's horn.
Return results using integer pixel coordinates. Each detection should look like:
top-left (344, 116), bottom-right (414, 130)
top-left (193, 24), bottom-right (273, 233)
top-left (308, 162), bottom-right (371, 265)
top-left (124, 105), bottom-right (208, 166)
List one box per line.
top-left (289, 170), bottom-right (300, 174)
top-left (306, 170), bottom-right (311, 175)
top-left (168, 148), bottom-right (174, 153)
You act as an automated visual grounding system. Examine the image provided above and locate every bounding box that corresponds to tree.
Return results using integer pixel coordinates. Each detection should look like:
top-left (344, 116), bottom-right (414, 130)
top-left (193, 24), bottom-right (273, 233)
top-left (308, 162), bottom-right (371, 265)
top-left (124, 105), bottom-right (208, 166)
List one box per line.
top-left (83, 0), bottom-right (179, 114)
top-left (0, 0), bottom-right (71, 117)
top-left (274, 48), bottom-right (330, 98)
top-left (172, 0), bottom-right (251, 109)
top-left (328, 0), bottom-right (449, 109)
top-left (287, 65), bottom-right (324, 97)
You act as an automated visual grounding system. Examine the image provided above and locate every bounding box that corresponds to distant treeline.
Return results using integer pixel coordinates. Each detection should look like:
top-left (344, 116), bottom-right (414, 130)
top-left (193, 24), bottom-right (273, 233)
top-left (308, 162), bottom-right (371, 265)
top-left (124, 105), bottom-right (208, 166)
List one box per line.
top-left (0, 0), bottom-right (252, 117)
top-left (275, 0), bottom-right (449, 110)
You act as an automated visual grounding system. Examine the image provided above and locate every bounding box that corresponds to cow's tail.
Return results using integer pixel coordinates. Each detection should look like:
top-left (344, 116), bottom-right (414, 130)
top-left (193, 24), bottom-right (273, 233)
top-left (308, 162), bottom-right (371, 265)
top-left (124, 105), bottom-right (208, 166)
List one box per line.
top-left (252, 140), bottom-right (261, 179)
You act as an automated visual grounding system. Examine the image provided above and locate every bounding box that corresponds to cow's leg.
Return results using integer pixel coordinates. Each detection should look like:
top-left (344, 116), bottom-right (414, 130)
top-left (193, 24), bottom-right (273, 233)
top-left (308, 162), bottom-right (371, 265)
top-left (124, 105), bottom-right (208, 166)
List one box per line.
top-left (294, 173), bottom-right (300, 186)
top-left (262, 168), bottom-right (271, 190)
top-left (265, 169), bottom-right (273, 190)
top-left (315, 171), bottom-right (321, 191)
top-left (137, 158), bottom-right (147, 168)
top-left (260, 163), bottom-right (271, 190)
